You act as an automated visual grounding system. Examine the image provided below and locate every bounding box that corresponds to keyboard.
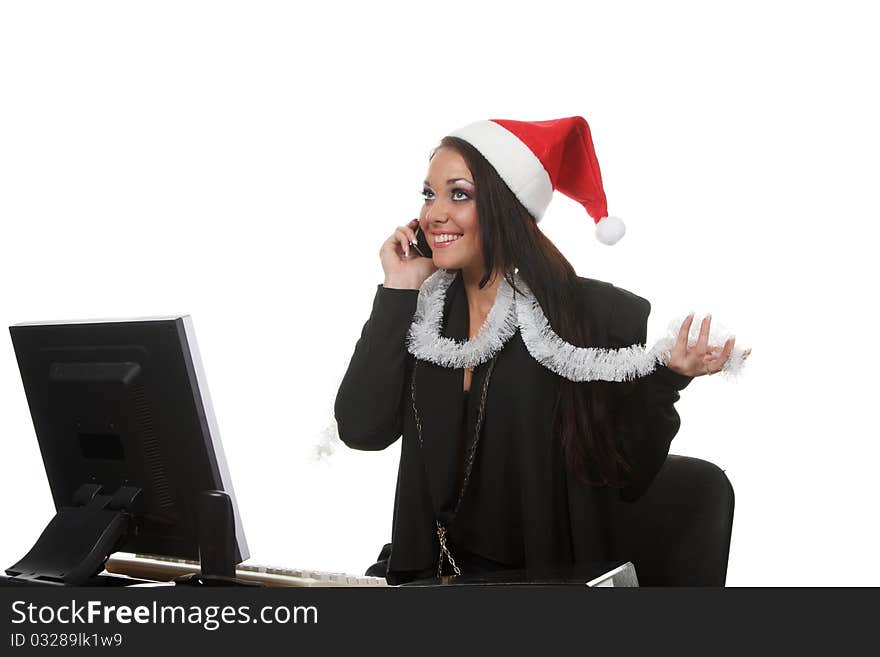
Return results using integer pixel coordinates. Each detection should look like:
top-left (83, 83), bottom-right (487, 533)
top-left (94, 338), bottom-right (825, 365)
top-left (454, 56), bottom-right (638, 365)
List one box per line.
top-left (104, 554), bottom-right (637, 588)
top-left (104, 553), bottom-right (388, 587)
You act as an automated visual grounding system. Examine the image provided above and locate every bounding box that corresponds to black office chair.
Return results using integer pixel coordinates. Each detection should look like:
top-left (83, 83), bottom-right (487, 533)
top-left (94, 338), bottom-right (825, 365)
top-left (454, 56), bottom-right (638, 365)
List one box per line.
top-left (366, 543), bottom-right (392, 578)
top-left (608, 454), bottom-right (735, 586)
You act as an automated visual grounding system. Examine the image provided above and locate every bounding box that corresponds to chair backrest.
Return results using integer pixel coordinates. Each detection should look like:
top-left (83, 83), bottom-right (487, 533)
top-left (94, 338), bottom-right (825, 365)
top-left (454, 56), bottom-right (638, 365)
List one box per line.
top-left (608, 454), bottom-right (735, 586)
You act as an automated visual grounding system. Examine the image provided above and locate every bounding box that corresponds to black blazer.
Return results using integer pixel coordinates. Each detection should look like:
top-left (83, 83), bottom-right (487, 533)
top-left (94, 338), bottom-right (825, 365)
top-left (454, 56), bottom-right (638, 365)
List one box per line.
top-left (335, 270), bottom-right (692, 583)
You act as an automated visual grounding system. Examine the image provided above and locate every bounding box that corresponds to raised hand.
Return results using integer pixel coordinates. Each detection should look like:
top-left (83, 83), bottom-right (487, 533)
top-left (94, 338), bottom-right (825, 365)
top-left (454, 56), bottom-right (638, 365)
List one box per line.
top-left (667, 313), bottom-right (751, 377)
top-left (380, 218), bottom-right (438, 289)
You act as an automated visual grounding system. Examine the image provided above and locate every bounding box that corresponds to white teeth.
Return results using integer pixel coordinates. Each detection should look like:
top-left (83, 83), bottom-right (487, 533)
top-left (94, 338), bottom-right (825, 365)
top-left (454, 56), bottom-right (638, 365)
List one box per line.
top-left (436, 234), bottom-right (462, 243)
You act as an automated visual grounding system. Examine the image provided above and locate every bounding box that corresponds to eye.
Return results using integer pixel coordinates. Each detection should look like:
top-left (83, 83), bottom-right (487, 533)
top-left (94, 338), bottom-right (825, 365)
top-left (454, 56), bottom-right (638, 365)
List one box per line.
top-left (452, 189), bottom-right (471, 201)
top-left (421, 188), bottom-right (435, 201)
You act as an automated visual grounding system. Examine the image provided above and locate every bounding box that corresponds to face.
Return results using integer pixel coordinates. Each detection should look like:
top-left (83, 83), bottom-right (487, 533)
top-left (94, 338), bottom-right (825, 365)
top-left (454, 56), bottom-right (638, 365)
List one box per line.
top-left (420, 146), bottom-right (481, 271)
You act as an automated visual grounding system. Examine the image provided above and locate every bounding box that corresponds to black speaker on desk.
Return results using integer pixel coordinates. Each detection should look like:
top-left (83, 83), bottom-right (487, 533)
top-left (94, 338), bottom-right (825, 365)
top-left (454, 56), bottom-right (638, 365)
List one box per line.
top-left (198, 490), bottom-right (237, 579)
top-left (173, 489), bottom-right (261, 587)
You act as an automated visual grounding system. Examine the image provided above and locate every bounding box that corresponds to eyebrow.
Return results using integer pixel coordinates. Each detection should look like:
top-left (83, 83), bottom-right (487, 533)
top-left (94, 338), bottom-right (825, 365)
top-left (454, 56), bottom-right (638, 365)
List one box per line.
top-left (423, 178), bottom-right (475, 187)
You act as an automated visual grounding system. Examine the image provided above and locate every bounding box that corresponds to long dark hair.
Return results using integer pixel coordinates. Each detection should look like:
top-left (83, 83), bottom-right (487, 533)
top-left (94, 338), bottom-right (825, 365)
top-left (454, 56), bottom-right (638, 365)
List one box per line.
top-left (435, 136), bottom-right (632, 488)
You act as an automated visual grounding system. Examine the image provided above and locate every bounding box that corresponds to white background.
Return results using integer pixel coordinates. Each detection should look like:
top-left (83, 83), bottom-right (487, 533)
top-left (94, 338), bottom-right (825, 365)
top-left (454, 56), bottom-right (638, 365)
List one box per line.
top-left (1, 1), bottom-right (877, 586)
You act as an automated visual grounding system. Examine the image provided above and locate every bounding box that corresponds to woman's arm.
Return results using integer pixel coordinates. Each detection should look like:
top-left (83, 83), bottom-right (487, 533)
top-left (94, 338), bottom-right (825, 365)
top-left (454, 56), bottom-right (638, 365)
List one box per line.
top-left (607, 287), bottom-right (693, 502)
top-left (333, 284), bottom-right (419, 451)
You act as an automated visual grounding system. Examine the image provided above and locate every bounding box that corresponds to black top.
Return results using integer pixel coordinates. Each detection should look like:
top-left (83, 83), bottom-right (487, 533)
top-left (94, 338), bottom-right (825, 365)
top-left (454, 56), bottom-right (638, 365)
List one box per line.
top-left (335, 270), bottom-right (693, 584)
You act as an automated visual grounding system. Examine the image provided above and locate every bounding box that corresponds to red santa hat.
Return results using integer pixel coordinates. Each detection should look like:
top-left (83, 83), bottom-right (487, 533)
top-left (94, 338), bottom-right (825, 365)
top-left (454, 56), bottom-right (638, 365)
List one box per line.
top-left (448, 116), bottom-right (626, 245)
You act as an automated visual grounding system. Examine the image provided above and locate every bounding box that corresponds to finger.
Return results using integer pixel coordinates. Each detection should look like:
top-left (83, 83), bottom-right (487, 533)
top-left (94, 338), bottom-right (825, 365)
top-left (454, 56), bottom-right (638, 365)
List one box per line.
top-left (673, 313), bottom-right (695, 360)
top-left (719, 336), bottom-right (735, 362)
top-left (703, 338), bottom-right (732, 360)
top-left (703, 337), bottom-right (735, 374)
top-left (696, 314), bottom-right (711, 353)
top-left (394, 229), bottom-right (410, 258)
top-left (396, 226), bottom-right (415, 242)
top-left (402, 219), bottom-right (418, 245)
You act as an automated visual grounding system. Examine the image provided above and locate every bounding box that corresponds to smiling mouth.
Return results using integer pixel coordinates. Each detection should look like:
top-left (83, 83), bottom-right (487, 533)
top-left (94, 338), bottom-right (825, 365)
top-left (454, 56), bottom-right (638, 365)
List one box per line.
top-left (433, 234), bottom-right (463, 246)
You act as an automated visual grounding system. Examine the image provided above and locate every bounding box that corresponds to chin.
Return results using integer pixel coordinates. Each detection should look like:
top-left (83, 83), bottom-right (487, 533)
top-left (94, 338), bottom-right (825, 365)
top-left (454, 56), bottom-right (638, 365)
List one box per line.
top-left (433, 256), bottom-right (463, 270)
top-left (433, 250), bottom-right (476, 270)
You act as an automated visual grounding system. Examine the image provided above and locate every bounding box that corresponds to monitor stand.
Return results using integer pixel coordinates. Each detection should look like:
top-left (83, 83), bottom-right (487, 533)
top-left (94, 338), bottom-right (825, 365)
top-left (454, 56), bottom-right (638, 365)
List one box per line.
top-left (4, 484), bottom-right (141, 586)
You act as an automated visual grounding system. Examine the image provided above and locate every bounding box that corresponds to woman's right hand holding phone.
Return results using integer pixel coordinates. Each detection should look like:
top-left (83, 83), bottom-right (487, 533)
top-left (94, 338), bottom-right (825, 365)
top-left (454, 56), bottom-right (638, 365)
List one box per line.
top-left (380, 219), bottom-right (437, 290)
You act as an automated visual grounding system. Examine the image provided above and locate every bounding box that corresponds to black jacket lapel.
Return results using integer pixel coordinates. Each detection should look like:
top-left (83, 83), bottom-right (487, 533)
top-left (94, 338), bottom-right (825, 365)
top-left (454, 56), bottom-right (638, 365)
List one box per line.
top-left (412, 270), bottom-right (472, 524)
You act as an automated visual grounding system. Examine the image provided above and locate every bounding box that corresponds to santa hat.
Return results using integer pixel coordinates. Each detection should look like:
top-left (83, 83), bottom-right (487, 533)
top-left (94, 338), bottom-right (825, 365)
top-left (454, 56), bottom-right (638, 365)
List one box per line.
top-left (448, 116), bottom-right (626, 245)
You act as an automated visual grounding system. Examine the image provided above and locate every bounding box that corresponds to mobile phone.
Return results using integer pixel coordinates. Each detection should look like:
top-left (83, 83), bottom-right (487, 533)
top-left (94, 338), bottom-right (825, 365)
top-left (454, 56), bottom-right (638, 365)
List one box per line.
top-left (413, 223), bottom-right (433, 258)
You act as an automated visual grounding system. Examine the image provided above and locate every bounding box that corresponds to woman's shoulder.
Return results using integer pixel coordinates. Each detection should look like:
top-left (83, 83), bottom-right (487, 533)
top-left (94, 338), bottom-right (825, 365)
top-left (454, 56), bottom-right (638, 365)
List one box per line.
top-left (574, 275), bottom-right (650, 315)
top-left (573, 275), bottom-right (651, 345)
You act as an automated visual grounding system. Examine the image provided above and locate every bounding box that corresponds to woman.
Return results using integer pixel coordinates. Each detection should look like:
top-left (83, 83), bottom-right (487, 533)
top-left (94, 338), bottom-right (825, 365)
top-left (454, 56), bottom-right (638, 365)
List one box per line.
top-left (334, 117), bottom-right (749, 584)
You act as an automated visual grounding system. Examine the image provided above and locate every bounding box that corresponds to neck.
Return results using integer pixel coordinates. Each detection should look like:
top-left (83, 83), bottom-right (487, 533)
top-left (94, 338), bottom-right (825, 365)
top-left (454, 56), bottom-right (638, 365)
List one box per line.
top-left (460, 264), bottom-right (508, 319)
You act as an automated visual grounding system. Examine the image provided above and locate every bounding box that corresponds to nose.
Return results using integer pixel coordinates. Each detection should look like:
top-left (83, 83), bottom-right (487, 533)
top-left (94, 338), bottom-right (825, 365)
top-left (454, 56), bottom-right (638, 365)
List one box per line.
top-left (424, 198), bottom-right (451, 225)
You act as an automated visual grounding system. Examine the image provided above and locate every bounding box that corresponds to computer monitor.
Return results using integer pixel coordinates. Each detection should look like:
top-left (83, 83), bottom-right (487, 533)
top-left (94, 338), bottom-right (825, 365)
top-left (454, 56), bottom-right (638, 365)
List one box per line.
top-left (5, 315), bottom-right (248, 585)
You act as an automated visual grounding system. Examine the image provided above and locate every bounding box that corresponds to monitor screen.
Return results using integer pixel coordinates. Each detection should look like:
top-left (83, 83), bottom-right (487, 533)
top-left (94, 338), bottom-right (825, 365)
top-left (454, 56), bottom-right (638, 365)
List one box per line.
top-left (9, 315), bottom-right (249, 565)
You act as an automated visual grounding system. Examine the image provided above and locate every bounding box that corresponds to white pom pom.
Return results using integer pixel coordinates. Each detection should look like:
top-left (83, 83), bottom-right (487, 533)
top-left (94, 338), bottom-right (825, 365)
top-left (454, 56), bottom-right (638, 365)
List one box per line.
top-left (595, 215), bottom-right (626, 245)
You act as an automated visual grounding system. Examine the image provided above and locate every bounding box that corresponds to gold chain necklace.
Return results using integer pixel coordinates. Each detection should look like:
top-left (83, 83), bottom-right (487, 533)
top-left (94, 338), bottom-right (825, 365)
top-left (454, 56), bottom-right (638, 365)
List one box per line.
top-left (410, 356), bottom-right (498, 580)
